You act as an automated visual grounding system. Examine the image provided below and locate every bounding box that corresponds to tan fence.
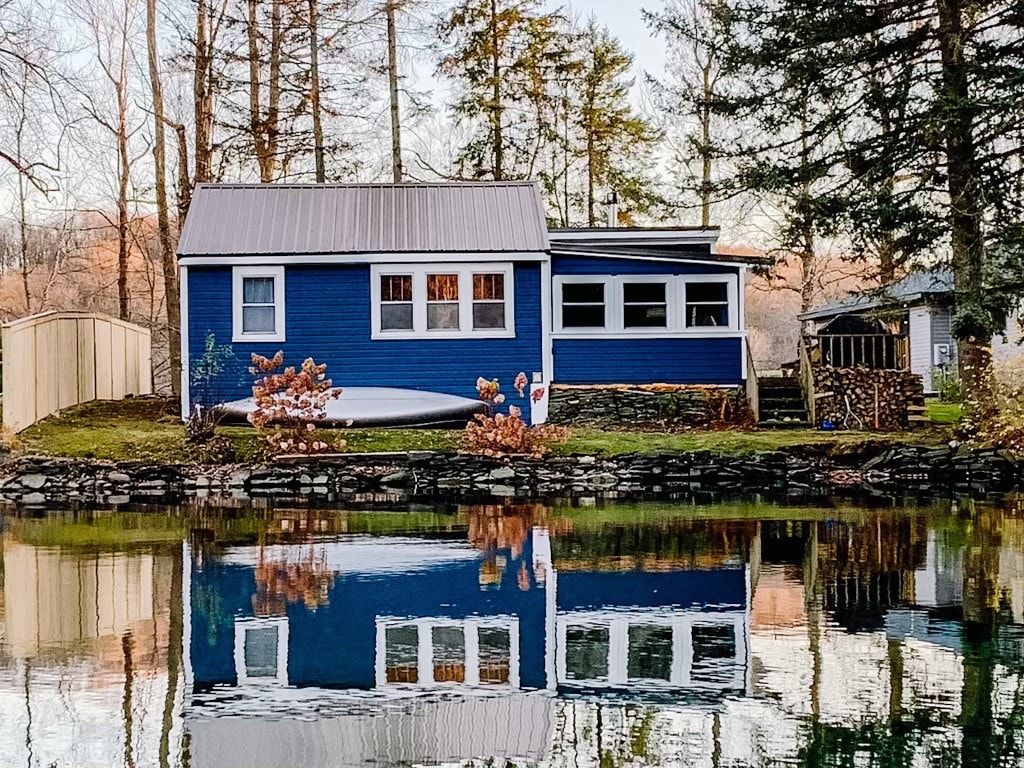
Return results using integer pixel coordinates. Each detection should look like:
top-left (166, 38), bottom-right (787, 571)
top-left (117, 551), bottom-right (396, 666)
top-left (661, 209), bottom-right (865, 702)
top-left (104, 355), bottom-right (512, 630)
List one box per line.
top-left (1, 311), bottom-right (153, 433)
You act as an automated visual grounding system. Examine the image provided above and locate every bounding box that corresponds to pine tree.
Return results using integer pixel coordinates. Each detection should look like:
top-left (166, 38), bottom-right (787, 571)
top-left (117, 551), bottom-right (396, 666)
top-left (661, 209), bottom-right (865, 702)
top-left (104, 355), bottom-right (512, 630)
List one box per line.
top-left (437, 0), bottom-right (565, 180)
top-left (572, 19), bottom-right (662, 226)
top-left (714, 0), bottom-right (1024, 405)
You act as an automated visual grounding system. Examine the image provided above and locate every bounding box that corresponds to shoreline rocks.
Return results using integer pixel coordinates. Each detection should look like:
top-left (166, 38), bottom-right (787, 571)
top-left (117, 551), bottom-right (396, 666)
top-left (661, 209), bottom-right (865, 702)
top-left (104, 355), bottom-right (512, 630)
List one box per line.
top-left (0, 444), bottom-right (1019, 508)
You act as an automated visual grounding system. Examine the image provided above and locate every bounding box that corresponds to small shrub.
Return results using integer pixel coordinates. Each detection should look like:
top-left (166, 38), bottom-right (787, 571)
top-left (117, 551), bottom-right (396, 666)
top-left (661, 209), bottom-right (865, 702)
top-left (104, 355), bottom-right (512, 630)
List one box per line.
top-left (461, 374), bottom-right (567, 458)
top-left (193, 434), bottom-right (237, 464)
top-left (249, 352), bottom-right (344, 456)
top-left (933, 366), bottom-right (961, 403)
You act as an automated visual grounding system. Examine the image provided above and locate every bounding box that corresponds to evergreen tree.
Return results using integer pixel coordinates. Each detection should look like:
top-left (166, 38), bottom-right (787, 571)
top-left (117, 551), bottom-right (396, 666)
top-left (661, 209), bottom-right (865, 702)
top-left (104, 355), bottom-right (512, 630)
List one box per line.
top-left (572, 19), bottom-right (662, 226)
top-left (714, 0), bottom-right (1024, 403)
top-left (437, 0), bottom-right (566, 180)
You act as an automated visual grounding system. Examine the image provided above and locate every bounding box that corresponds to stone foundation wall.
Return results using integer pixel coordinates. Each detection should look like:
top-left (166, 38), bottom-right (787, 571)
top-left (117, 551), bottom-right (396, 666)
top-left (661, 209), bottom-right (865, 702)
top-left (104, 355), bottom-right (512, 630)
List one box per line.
top-left (0, 445), bottom-right (1018, 508)
top-left (548, 384), bottom-right (751, 428)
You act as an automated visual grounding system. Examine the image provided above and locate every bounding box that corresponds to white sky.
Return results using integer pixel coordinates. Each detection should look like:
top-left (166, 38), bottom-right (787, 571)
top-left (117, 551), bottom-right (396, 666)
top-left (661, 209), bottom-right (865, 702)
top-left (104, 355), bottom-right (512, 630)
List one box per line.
top-left (549, 0), bottom-right (670, 86)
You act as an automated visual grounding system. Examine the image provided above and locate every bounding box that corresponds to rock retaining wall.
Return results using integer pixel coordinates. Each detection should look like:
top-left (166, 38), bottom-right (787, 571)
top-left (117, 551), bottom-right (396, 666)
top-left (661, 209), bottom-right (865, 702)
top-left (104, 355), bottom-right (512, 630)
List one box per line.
top-left (0, 445), bottom-right (1019, 508)
top-left (548, 384), bottom-right (751, 428)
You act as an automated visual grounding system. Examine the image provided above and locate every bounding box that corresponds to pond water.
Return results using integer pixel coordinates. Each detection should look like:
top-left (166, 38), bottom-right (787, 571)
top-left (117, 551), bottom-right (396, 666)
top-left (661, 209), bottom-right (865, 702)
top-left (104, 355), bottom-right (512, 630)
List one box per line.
top-left (0, 497), bottom-right (1023, 767)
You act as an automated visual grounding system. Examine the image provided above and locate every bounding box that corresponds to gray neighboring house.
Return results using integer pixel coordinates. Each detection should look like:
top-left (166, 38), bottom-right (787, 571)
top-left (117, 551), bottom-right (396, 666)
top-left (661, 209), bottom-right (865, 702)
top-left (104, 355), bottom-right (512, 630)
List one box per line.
top-left (799, 268), bottom-right (1023, 394)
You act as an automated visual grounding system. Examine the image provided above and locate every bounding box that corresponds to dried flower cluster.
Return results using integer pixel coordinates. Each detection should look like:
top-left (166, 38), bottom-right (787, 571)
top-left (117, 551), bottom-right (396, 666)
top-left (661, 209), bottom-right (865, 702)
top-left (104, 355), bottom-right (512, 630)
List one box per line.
top-left (463, 373), bottom-right (567, 458)
top-left (249, 352), bottom-right (344, 455)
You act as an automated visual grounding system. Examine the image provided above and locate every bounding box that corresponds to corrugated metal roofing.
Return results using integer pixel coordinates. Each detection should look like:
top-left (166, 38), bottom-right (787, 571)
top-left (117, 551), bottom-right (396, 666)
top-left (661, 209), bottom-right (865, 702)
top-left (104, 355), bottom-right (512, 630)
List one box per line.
top-left (799, 268), bottom-right (954, 321)
top-left (177, 182), bottom-right (550, 256)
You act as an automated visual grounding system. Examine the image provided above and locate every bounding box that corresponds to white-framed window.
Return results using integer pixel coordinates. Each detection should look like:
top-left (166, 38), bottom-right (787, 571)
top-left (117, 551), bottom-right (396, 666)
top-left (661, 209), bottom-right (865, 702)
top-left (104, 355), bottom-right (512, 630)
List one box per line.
top-left (234, 616), bottom-right (289, 686)
top-left (556, 609), bottom-right (747, 691)
top-left (374, 616), bottom-right (520, 689)
top-left (232, 266), bottom-right (286, 343)
top-left (553, 274), bottom-right (738, 336)
top-left (371, 264), bottom-right (516, 339)
top-left (685, 278), bottom-right (731, 328)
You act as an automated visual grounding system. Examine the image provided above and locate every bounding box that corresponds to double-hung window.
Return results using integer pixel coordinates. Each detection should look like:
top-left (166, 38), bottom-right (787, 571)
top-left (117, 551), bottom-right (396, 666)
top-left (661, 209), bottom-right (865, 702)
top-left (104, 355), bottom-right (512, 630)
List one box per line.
top-left (559, 281), bottom-right (607, 329)
top-left (372, 264), bottom-right (515, 339)
top-left (232, 266), bottom-right (285, 342)
top-left (685, 281), bottom-right (730, 328)
top-left (623, 281), bottom-right (668, 329)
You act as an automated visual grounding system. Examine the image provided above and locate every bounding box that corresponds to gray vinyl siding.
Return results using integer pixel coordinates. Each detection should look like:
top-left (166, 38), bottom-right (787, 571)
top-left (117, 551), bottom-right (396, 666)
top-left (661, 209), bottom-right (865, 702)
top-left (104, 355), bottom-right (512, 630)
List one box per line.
top-left (908, 306), bottom-right (933, 393)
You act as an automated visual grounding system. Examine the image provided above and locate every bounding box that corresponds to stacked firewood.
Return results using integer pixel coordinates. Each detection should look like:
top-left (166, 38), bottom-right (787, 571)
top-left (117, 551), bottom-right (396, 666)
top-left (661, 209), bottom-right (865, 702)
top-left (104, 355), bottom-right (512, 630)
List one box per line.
top-left (812, 366), bottom-right (925, 430)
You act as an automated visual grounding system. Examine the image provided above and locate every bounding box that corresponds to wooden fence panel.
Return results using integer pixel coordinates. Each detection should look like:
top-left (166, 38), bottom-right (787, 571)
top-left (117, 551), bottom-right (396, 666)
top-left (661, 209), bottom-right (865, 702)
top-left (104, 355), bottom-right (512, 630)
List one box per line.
top-left (1, 312), bottom-right (153, 433)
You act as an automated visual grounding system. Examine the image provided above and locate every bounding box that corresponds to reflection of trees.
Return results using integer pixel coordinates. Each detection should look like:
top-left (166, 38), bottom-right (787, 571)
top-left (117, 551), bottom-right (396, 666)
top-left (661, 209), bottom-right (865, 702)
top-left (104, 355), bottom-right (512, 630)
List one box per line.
top-left (253, 545), bottom-right (335, 616)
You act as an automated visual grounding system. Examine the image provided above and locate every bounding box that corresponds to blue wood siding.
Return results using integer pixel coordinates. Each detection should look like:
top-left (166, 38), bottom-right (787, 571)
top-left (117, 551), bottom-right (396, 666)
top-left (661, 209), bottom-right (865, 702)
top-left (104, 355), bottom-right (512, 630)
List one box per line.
top-left (187, 263), bottom-right (543, 420)
top-left (553, 254), bottom-right (738, 276)
top-left (551, 253), bottom-right (744, 385)
top-left (553, 338), bottom-right (743, 385)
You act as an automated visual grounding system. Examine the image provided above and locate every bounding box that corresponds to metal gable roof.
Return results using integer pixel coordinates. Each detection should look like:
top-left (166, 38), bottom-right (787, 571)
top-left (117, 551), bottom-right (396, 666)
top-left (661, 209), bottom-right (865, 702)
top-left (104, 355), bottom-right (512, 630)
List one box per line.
top-left (799, 267), bottom-right (954, 321)
top-left (177, 182), bottom-right (550, 256)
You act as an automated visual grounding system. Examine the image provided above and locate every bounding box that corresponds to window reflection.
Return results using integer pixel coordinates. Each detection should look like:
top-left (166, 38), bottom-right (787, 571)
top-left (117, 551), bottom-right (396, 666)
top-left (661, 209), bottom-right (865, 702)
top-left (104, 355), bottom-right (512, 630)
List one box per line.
top-left (432, 625), bottom-right (466, 683)
top-left (564, 625), bottom-right (610, 681)
top-left (478, 627), bottom-right (511, 684)
top-left (691, 623), bottom-right (737, 685)
top-left (627, 624), bottom-right (673, 681)
top-left (385, 625), bottom-right (419, 684)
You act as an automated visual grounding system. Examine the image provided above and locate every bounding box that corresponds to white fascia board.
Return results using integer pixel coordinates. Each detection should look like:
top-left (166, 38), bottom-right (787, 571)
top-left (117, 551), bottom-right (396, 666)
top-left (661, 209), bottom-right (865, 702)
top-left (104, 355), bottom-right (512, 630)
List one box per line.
top-left (549, 248), bottom-right (751, 270)
top-left (178, 251), bottom-right (550, 266)
top-left (549, 229), bottom-right (719, 245)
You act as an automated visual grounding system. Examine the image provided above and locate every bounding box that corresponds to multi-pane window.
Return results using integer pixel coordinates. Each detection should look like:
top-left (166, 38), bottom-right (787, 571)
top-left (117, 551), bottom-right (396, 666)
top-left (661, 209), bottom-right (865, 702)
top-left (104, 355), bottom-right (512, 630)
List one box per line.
top-left (554, 275), bottom-right (736, 334)
top-left (686, 282), bottom-right (730, 327)
top-left (432, 626), bottom-right (466, 683)
top-left (472, 273), bottom-right (506, 330)
top-left (233, 266), bottom-right (285, 342)
top-left (426, 273), bottom-right (460, 330)
top-left (623, 282), bottom-right (668, 328)
top-left (564, 625), bottom-right (610, 681)
top-left (380, 274), bottom-right (414, 331)
top-left (561, 283), bottom-right (606, 328)
top-left (385, 625), bottom-right (419, 683)
top-left (371, 264), bottom-right (514, 338)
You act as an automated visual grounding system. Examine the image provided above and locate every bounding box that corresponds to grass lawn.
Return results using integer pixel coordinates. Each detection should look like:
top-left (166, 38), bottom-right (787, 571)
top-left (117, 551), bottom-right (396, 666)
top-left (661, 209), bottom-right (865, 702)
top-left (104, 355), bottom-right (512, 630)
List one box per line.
top-left (926, 399), bottom-right (962, 425)
top-left (10, 396), bottom-right (953, 464)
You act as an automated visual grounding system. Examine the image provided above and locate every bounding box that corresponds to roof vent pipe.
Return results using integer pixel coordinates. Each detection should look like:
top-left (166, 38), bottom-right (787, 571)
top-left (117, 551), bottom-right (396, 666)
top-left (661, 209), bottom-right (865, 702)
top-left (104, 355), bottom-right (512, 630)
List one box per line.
top-left (604, 191), bottom-right (619, 228)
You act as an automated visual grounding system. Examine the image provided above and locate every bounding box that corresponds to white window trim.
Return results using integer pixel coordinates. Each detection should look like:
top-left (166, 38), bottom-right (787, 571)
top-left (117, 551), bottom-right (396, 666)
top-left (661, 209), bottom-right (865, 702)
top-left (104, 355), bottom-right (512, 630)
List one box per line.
top-left (555, 609), bottom-right (747, 692)
top-left (553, 274), bottom-right (740, 337)
top-left (370, 263), bottom-right (516, 340)
top-left (374, 615), bottom-right (520, 689)
top-left (234, 616), bottom-right (289, 686)
top-left (232, 265), bottom-right (286, 343)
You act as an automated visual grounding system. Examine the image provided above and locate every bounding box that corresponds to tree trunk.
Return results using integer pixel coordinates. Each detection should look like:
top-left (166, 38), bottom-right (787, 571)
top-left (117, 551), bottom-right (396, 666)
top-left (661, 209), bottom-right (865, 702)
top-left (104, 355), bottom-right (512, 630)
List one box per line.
top-left (489, 0), bottom-right (502, 180)
top-left (700, 59), bottom-right (713, 228)
top-left (308, 0), bottom-right (325, 182)
top-left (147, 0), bottom-right (181, 395)
top-left (194, 0), bottom-right (214, 184)
top-left (385, 0), bottom-right (403, 182)
top-left (116, 57), bottom-right (130, 321)
top-left (247, 0), bottom-right (282, 182)
top-left (936, 0), bottom-right (992, 410)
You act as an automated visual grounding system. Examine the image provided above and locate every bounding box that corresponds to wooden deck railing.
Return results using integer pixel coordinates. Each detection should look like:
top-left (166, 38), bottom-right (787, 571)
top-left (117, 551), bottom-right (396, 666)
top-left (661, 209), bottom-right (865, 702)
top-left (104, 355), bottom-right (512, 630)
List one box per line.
top-left (805, 333), bottom-right (909, 371)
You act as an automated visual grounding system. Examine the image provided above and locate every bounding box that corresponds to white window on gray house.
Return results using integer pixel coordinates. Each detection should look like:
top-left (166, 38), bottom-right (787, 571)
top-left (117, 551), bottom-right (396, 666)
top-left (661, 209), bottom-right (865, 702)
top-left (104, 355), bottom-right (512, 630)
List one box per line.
top-left (232, 266), bottom-right (285, 343)
top-left (426, 273), bottom-right (460, 330)
top-left (380, 274), bottom-right (414, 331)
top-left (685, 281), bottom-right (730, 328)
top-left (561, 282), bottom-right (607, 328)
top-left (623, 282), bottom-right (668, 328)
top-left (472, 273), bottom-right (506, 330)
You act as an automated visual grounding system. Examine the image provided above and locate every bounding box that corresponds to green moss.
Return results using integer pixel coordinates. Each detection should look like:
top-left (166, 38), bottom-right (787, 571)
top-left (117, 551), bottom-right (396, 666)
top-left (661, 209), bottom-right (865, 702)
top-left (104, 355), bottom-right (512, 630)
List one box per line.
top-left (14, 396), bottom-right (952, 464)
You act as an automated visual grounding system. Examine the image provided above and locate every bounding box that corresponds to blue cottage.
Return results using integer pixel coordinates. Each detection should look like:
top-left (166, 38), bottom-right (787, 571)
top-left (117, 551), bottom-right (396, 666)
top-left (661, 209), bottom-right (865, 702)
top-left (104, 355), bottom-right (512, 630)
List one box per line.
top-left (177, 182), bottom-right (758, 423)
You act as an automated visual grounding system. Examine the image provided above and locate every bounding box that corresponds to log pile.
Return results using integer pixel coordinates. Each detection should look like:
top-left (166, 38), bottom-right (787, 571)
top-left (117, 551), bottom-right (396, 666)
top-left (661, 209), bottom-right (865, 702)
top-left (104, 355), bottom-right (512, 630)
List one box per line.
top-left (812, 367), bottom-right (925, 430)
top-left (548, 384), bottom-right (753, 429)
